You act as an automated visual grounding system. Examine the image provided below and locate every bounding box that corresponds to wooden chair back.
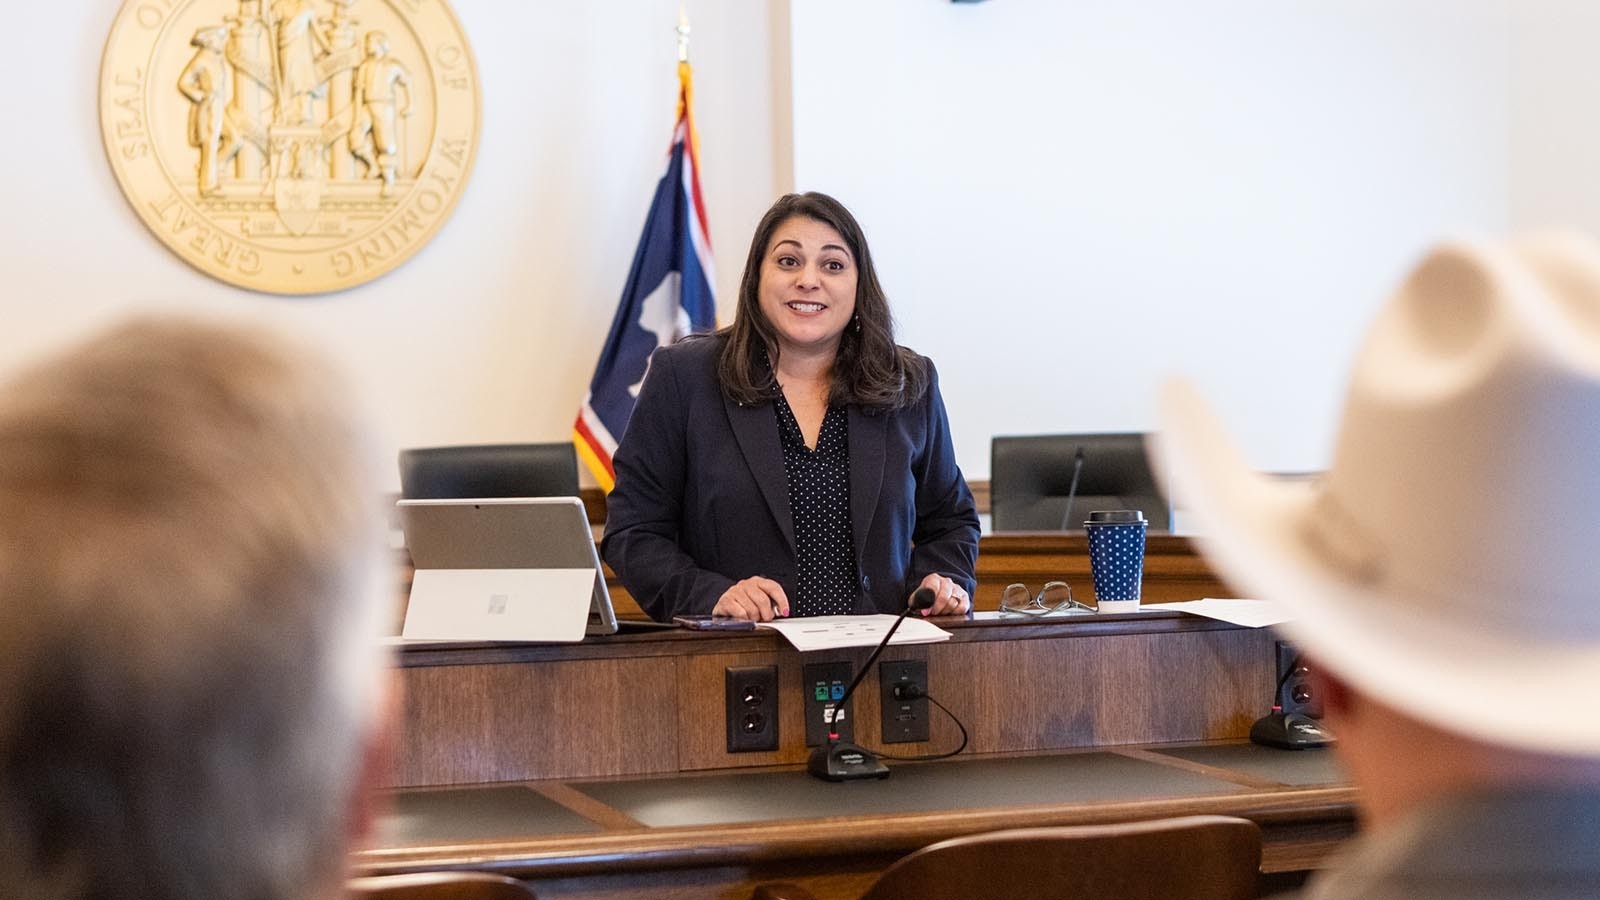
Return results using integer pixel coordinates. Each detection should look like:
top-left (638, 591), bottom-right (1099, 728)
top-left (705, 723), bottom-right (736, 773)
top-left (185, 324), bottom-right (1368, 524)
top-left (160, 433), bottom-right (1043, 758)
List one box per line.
top-left (348, 872), bottom-right (538, 900)
top-left (859, 814), bottom-right (1261, 900)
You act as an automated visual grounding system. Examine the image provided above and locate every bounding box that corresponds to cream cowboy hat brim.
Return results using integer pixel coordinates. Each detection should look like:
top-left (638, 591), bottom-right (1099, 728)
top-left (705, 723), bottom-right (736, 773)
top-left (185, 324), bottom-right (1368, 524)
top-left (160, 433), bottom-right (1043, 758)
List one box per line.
top-left (1150, 234), bottom-right (1600, 758)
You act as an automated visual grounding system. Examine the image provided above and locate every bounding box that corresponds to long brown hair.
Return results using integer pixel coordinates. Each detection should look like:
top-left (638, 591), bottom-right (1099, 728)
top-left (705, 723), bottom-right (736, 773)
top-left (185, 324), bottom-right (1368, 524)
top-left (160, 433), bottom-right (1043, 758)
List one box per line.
top-left (718, 192), bottom-right (928, 410)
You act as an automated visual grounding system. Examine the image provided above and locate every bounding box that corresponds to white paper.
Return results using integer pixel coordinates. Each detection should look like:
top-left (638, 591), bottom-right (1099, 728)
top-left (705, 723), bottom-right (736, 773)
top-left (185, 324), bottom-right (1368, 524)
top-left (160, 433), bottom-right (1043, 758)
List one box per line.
top-left (1159, 598), bottom-right (1292, 628)
top-left (758, 614), bottom-right (952, 652)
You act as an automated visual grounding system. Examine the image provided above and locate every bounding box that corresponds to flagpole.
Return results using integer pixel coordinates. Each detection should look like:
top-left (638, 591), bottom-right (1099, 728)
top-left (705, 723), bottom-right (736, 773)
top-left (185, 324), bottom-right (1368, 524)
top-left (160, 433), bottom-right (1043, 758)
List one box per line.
top-left (574, 7), bottom-right (717, 492)
top-left (675, 9), bottom-right (700, 190)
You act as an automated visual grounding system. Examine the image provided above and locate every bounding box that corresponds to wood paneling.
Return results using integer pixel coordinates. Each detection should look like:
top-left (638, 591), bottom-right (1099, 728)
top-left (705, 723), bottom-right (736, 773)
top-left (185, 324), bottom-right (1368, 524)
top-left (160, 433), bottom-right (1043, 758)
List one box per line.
top-left (929, 628), bottom-right (1269, 753)
top-left (666, 627), bottom-right (1271, 772)
top-left (393, 613), bottom-right (1276, 786)
top-left (395, 657), bottom-right (678, 786)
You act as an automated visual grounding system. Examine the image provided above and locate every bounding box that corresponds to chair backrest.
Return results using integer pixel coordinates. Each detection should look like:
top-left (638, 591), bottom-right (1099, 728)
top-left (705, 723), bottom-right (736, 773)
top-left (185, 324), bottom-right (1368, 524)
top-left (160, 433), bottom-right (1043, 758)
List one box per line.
top-left (348, 871), bottom-right (538, 900)
top-left (399, 443), bottom-right (580, 500)
top-left (989, 432), bottom-right (1171, 532)
top-left (858, 815), bottom-right (1261, 900)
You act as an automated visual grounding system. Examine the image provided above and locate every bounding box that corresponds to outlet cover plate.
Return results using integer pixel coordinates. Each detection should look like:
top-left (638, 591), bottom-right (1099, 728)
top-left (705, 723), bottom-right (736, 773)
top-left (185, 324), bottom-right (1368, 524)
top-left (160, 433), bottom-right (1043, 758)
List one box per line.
top-left (725, 665), bottom-right (779, 752)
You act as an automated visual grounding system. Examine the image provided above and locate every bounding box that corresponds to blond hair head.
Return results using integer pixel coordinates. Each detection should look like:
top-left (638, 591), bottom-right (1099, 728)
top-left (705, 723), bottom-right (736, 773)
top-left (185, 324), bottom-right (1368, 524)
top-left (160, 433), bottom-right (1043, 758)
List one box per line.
top-left (0, 318), bottom-right (389, 900)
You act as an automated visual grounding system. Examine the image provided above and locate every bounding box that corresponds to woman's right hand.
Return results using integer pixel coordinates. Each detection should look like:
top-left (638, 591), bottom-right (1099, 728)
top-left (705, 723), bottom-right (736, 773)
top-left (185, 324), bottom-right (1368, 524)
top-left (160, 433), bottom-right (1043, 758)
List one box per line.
top-left (712, 577), bottom-right (790, 621)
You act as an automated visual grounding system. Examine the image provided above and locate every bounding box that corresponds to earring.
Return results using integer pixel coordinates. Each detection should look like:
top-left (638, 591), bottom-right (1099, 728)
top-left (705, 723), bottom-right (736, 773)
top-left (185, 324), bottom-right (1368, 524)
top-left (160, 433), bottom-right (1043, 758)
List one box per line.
top-left (852, 315), bottom-right (862, 334)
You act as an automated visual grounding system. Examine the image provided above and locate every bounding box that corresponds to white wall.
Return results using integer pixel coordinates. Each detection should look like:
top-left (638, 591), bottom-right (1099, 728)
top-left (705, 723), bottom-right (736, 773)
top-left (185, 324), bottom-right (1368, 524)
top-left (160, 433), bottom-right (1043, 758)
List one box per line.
top-left (1510, 2), bottom-right (1600, 235)
top-left (4, 0), bottom-right (787, 487)
top-left (789, 0), bottom-right (1512, 477)
top-left (2, 1), bottom-right (1587, 490)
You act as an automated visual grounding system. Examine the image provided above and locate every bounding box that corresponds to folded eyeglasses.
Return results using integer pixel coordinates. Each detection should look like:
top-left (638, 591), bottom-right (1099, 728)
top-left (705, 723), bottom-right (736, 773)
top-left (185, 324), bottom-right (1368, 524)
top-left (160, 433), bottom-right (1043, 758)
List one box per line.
top-left (998, 581), bottom-right (1095, 616)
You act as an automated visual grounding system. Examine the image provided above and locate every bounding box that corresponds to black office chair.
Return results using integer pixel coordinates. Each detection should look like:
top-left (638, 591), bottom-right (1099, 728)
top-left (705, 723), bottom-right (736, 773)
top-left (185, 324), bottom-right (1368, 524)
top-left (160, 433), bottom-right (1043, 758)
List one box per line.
top-left (398, 443), bottom-right (580, 500)
top-left (989, 433), bottom-right (1171, 532)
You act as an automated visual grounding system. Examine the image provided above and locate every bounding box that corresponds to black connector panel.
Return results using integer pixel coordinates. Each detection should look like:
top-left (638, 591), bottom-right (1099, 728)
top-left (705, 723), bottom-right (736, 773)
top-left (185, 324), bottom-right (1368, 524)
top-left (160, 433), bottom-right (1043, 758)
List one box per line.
top-left (802, 660), bottom-right (854, 747)
top-left (879, 659), bottom-right (929, 743)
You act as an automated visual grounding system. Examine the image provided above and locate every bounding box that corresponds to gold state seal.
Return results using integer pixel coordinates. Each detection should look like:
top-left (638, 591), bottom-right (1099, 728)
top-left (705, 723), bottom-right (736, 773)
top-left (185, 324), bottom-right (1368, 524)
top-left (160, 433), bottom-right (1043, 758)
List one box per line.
top-left (100, 0), bottom-right (481, 294)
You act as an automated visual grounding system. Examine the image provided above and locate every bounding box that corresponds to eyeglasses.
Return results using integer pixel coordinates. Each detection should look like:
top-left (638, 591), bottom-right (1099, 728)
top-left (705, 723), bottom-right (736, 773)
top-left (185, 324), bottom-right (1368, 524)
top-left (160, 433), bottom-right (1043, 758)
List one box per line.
top-left (998, 581), bottom-right (1093, 616)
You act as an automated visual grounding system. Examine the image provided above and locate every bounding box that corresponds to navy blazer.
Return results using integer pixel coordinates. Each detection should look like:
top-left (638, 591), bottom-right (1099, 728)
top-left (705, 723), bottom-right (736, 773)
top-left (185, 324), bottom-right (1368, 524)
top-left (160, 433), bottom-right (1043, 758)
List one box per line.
top-left (602, 334), bottom-right (980, 622)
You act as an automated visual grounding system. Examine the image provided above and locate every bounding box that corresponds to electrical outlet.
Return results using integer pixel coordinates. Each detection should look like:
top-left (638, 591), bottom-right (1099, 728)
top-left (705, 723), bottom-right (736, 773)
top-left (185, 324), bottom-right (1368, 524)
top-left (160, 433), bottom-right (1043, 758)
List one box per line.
top-left (1274, 641), bottom-right (1322, 719)
top-left (879, 659), bottom-right (929, 743)
top-left (725, 665), bottom-right (778, 752)
top-left (802, 660), bottom-right (854, 746)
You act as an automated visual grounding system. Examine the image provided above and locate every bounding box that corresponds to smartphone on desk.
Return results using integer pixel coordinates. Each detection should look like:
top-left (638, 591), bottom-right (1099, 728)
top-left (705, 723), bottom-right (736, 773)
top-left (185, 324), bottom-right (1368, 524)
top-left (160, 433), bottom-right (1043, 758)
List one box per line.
top-left (673, 615), bottom-right (757, 631)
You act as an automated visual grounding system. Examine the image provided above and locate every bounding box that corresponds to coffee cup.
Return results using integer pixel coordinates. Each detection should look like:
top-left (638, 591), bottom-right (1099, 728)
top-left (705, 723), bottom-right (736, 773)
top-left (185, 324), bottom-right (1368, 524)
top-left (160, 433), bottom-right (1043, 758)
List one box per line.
top-left (1085, 509), bottom-right (1147, 612)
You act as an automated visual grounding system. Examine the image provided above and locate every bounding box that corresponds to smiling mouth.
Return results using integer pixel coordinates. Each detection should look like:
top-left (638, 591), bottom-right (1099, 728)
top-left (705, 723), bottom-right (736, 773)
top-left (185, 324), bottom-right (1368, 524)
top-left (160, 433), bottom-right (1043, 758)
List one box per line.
top-left (786, 302), bottom-right (826, 313)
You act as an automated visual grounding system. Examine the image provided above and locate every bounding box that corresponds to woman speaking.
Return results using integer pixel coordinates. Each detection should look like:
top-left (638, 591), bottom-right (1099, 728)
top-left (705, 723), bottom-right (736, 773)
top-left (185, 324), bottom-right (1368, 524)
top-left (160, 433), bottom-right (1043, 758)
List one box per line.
top-left (602, 192), bottom-right (979, 622)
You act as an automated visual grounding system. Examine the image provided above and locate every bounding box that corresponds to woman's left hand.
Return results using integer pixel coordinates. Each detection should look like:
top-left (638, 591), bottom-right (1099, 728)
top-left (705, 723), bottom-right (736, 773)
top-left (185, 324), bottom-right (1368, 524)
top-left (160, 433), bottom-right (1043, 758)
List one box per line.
top-left (912, 572), bottom-right (970, 616)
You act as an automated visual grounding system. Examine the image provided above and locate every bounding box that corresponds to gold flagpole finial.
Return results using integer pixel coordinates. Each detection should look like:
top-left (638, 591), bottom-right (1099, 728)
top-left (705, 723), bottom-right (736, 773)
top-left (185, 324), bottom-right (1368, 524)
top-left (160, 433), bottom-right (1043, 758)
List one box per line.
top-left (676, 7), bottom-right (691, 63)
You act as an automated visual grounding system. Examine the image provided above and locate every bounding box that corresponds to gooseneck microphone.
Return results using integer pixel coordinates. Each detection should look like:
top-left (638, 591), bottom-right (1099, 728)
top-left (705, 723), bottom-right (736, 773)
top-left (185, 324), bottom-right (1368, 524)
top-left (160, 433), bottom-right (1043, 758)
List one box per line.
top-left (807, 586), bottom-right (937, 782)
top-left (1058, 446), bottom-right (1085, 532)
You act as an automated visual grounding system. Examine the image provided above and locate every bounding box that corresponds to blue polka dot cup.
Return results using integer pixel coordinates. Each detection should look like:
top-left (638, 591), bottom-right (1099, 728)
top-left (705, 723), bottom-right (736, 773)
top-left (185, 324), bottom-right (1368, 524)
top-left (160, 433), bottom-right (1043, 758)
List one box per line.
top-left (1085, 510), bottom-right (1148, 613)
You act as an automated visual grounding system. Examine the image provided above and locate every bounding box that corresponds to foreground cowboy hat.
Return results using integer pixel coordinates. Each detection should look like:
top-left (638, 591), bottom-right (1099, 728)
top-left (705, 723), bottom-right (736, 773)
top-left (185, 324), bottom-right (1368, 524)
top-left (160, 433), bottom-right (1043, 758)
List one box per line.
top-left (1151, 233), bottom-right (1600, 757)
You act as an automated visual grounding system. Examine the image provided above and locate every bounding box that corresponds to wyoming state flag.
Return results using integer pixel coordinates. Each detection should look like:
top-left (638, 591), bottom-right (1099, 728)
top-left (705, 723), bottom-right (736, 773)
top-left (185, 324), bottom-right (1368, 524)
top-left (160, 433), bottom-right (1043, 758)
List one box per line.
top-left (574, 60), bottom-right (716, 491)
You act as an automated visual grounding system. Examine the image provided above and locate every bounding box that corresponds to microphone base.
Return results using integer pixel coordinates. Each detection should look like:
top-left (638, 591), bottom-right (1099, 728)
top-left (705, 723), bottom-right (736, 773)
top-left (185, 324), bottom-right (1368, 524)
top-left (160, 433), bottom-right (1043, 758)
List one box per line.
top-left (1249, 712), bottom-right (1334, 750)
top-left (807, 740), bottom-right (890, 781)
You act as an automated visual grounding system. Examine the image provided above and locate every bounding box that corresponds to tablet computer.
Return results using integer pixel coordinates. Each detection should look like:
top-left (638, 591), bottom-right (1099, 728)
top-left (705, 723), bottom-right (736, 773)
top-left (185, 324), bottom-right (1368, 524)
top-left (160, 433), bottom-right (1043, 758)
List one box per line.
top-left (399, 496), bottom-right (619, 641)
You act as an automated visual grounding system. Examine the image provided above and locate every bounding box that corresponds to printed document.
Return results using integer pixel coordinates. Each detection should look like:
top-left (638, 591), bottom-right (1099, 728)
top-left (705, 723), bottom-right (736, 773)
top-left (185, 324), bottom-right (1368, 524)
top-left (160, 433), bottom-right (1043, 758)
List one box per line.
top-left (759, 614), bottom-right (952, 652)
top-left (1160, 598), bottom-right (1292, 628)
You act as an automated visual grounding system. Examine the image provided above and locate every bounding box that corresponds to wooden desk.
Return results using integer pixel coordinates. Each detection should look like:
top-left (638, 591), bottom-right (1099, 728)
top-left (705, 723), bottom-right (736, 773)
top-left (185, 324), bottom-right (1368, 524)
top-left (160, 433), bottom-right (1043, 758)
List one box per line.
top-left (359, 743), bottom-right (1355, 900)
top-left (395, 610), bottom-right (1274, 786)
top-left (382, 611), bottom-right (1352, 898)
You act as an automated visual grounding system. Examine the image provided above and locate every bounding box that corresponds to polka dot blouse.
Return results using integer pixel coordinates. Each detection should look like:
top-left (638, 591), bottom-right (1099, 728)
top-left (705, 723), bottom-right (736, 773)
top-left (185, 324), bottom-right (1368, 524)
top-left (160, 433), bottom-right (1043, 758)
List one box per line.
top-left (774, 394), bottom-right (859, 617)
